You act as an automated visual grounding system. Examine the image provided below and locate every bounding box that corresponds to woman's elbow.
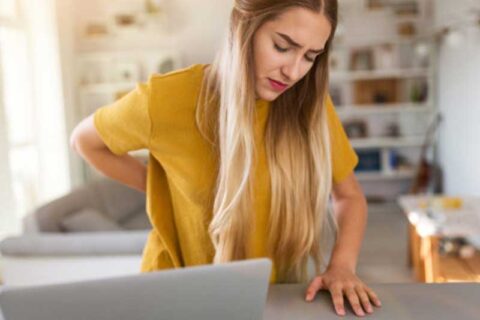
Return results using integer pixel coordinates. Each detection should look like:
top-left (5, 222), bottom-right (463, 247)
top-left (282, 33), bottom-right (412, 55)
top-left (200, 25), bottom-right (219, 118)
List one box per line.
top-left (69, 115), bottom-right (99, 155)
top-left (69, 127), bottom-right (80, 153)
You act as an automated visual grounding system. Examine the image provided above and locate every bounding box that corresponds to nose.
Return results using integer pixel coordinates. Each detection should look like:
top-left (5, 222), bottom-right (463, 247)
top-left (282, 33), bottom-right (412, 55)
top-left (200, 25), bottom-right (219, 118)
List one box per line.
top-left (280, 56), bottom-right (302, 83)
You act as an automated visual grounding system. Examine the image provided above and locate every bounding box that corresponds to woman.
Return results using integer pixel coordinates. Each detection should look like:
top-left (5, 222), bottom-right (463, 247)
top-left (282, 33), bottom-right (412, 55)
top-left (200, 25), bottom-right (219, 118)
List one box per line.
top-left (71, 0), bottom-right (382, 317)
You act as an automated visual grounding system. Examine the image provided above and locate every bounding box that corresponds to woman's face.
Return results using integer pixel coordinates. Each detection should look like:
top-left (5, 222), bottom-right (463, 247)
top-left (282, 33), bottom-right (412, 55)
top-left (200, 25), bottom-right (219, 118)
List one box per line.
top-left (253, 7), bottom-right (332, 101)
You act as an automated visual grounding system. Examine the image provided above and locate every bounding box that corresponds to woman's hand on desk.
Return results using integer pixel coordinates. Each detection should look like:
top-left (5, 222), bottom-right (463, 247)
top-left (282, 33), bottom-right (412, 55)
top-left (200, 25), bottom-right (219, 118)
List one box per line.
top-left (305, 266), bottom-right (381, 317)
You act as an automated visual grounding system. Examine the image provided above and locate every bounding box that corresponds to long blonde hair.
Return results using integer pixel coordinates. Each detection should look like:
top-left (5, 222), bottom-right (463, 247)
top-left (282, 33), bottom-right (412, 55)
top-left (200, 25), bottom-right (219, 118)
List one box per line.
top-left (196, 0), bottom-right (338, 283)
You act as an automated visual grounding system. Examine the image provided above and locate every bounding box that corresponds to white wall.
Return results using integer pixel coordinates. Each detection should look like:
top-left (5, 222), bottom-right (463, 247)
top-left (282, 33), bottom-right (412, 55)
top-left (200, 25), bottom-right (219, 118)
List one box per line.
top-left (163, 0), bottom-right (234, 66)
top-left (435, 0), bottom-right (480, 195)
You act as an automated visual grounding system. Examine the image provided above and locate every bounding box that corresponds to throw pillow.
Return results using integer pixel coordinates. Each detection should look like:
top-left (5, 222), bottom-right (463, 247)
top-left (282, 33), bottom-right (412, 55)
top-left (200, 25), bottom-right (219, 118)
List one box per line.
top-left (60, 208), bottom-right (123, 232)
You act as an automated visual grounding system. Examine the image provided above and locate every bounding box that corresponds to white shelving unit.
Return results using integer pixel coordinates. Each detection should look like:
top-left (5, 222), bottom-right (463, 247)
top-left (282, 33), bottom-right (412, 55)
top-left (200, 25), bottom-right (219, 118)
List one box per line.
top-left (331, 0), bottom-right (436, 197)
top-left (67, 0), bottom-right (182, 182)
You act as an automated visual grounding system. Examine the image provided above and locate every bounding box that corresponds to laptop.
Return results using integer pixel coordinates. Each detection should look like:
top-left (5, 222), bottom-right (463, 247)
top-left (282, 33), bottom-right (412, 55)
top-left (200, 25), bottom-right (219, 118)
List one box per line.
top-left (0, 258), bottom-right (272, 320)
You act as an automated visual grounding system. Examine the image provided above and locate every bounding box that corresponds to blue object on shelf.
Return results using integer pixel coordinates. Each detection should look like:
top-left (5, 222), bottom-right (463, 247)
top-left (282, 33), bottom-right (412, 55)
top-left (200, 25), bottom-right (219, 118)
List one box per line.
top-left (355, 149), bottom-right (381, 172)
top-left (389, 150), bottom-right (399, 169)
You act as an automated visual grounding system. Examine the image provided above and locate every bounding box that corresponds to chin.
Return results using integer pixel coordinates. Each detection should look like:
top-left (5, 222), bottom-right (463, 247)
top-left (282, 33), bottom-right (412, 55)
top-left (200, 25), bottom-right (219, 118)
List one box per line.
top-left (255, 87), bottom-right (280, 102)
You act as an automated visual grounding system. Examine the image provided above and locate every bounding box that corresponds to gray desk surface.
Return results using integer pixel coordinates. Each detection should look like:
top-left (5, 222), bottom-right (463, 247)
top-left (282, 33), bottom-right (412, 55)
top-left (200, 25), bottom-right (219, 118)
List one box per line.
top-left (1, 283), bottom-right (479, 319)
top-left (265, 283), bottom-right (480, 320)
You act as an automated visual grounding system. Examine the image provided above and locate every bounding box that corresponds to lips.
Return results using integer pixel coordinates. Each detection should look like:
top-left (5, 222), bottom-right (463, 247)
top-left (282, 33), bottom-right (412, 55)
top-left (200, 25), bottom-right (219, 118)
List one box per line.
top-left (268, 78), bottom-right (288, 92)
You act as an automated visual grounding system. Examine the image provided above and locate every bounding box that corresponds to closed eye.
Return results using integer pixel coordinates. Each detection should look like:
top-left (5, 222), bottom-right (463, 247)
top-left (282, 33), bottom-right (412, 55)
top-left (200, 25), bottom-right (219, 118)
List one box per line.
top-left (275, 43), bottom-right (320, 63)
top-left (274, 43), bottom-right (288, 53)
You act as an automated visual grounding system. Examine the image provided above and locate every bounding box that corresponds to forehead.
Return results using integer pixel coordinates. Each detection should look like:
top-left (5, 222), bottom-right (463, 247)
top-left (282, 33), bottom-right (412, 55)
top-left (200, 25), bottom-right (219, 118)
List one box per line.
top-left (262, 7), bottom-right (332, 49)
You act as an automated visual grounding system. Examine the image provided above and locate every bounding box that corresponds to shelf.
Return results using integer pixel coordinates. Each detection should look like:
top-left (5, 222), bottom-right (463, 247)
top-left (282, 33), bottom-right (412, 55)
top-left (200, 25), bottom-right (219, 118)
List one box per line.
top-left (332, 36), bottom-right (430, 49)
top-left (79, 82), bottom-right (137, 94)
top-left (336, 103), bottom-right (433, 117)
top-left (77, 33), bottom-right (176, 53)
top-left (356, 169), bottom-right (416, 181)
top-left (77, 49), bottom-right (177, 60)
top-left (350, 136), bottom-right (424, 149)
top-left (331, 68), bottom-right (431, 82)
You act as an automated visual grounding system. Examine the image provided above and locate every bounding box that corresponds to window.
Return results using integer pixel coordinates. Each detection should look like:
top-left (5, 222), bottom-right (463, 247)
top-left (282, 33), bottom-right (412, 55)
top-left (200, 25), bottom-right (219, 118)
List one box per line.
top-left (0, 0), bottom-right (72, 236)
top-left (0, 0), bottom-right (39, 235)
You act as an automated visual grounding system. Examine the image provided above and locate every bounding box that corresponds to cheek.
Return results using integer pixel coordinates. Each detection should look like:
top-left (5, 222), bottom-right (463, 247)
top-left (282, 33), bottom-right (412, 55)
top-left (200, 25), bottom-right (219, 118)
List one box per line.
top-left (254, 37), bottom-right (282, 75)
top-left (259, 52), bottom-right (289, 79)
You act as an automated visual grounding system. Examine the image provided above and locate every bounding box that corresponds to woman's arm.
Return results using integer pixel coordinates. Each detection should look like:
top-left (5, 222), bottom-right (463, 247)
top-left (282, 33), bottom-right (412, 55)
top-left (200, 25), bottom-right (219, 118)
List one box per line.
top-left (70, 115), bottom-right (147, 192)
top-left (305, 173), bottom-right (381, 317)
top-left (329, 172), bottom-right (367, 271)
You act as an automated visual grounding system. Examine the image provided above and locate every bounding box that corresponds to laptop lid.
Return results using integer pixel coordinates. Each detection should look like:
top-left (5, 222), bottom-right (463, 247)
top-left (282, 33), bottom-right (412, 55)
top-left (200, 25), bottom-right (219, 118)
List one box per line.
top-left (0, 258), bottom-right (272, 320)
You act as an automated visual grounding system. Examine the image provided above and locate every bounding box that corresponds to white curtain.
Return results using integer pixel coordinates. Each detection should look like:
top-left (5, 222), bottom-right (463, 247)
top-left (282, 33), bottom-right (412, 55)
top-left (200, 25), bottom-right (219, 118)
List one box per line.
top-left (0, 0), bottom-right (70, 236)
top-left (24, 0), bottom-right (70, 202)
top-left (0, 56), bottom-right (17, 237)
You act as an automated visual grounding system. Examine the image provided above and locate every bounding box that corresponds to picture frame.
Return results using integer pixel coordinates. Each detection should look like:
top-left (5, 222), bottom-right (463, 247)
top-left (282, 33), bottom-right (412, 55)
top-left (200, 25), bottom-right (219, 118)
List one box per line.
top-left (343, 119), bottom-right (369, 139)
top-left (350, 49), bottom-right (374, 71)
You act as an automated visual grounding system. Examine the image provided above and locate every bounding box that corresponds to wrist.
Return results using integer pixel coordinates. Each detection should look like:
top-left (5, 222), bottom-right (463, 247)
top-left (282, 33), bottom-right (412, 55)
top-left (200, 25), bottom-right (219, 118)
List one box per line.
top-left (327, 258), bottom-right (357, 274)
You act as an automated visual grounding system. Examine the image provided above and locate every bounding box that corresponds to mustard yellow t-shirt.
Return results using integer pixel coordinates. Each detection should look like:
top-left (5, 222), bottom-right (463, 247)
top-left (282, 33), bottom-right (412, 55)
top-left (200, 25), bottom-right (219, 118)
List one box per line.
top-left (94, 64), bottom-right (358, 283)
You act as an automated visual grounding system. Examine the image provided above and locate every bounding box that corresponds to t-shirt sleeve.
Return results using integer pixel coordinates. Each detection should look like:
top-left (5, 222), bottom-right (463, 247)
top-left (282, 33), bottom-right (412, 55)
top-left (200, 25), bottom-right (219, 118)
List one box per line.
top-left (326, 94), bottom-right (359, 184)
top-left (93, 82), bottom-right (151, 155)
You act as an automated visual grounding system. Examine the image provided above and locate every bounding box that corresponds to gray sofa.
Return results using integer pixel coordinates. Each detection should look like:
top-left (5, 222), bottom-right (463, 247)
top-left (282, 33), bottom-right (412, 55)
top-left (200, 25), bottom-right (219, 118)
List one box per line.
top-left (0, 179), bottom-right (151, 287)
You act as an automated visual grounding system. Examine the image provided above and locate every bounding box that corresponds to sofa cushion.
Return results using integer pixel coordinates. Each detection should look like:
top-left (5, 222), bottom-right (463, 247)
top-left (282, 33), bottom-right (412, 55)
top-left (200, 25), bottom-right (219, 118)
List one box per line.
top-left (33, 185), bottom-right (104, 232)
top-left (120, 211), bottom-right (151, 230)
top-left (60, 208), bottom-right (123, 232)
top-left (96, 180), bottom-right (146, 222)
top-left (0, 231), bottom-right (150, 256)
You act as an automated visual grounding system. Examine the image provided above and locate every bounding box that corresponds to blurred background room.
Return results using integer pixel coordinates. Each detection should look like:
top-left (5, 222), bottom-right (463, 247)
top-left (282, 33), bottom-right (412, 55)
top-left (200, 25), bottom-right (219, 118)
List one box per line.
top-left (0, 0), bottom-right (479, 287)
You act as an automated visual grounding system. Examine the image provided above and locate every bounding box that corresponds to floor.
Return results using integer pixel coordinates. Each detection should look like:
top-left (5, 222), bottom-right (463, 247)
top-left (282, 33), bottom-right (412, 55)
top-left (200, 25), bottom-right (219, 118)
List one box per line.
top-left (356, 201), bottom-right (416, 284)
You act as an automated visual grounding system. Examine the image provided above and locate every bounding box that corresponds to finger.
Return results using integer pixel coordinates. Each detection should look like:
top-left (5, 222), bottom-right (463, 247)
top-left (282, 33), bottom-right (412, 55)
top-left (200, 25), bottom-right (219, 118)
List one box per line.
top-left (345, 287), bottom-right (365, 317)
top-left (305, 277), bottom-right (323, 302)
top-left (355, 286), bottom-right (373, 314)
top-left (365, 287), bottom-right (382, 307)
top-left (329, 285), bottom-right (346, 316)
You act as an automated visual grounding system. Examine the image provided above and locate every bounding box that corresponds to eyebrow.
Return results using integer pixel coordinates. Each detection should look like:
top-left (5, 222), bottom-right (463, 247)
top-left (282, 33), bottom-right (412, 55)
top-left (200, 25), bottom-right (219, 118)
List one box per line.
top-left (276, 32), bottom-right (325, 54)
